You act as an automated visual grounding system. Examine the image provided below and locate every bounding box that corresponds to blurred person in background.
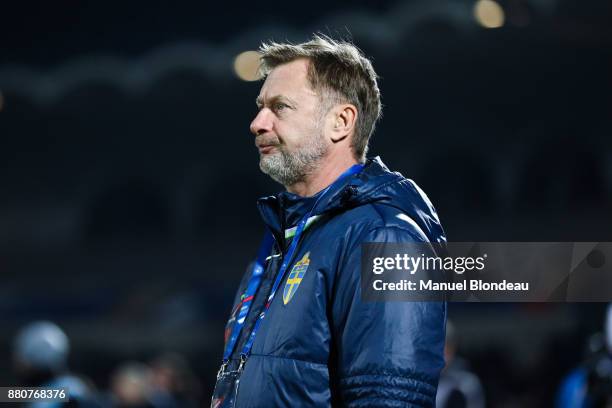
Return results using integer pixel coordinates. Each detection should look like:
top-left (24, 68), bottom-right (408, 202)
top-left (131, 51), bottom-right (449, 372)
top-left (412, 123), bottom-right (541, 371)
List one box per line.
top-left (557, 304), bottom-right (612, 408)
top-left (13, 320), bottom-right (100, 408)
top-left (148, 353), bottom-right (200, 408)
top-left (105, 362), bottom-right (154, 408)
top-left (436, 321), bottom-right (485, 408)
top-left (211, 34), bottom-right (447, 407)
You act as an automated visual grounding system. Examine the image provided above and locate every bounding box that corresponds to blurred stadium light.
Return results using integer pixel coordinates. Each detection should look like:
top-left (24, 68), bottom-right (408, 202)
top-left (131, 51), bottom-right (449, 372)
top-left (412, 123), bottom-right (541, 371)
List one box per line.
top-left (474, 0), bottom-right (505, 28)
top-left (233, 51), bottom-right (262, 81)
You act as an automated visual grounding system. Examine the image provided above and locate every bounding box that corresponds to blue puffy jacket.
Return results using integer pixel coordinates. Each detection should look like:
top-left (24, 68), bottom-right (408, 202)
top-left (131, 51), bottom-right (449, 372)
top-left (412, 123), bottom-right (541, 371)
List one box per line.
top-left (213, 157), bottom-right (447, 407)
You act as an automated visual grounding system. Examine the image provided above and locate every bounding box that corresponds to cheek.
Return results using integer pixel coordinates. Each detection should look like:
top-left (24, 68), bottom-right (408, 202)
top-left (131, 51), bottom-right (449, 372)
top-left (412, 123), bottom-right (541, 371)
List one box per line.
top-left (275, 113), bottom-right (321, 148)
top-left (274, 119), bottom-right (302, 146)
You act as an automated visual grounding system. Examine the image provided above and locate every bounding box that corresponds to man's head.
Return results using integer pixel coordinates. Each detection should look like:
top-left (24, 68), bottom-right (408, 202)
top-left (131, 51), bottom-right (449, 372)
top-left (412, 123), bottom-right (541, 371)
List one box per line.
top-left (13, 321), bottom-right (69, 381)
top-left (250, 35), bottom-right (382, 187)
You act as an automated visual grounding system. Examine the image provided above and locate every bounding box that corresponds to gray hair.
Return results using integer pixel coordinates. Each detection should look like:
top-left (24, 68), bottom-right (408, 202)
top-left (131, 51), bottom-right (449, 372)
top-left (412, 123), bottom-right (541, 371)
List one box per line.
top-left (259, 34), bottom-right (382, 161)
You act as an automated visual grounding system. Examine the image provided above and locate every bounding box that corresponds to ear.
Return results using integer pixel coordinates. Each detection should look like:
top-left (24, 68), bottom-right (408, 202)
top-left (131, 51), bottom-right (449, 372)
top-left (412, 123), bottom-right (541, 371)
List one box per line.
top-left (329, 104), bottom-right (357, 143)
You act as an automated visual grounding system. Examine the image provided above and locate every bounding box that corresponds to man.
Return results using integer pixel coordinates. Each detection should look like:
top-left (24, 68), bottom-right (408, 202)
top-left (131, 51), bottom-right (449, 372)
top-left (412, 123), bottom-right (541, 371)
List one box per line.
top-left (436, 322), bottom-right (485, 408)
top-left (212, 35), bottom-right (447, 408)
top-left (13, 321), bottom-right (100, 407)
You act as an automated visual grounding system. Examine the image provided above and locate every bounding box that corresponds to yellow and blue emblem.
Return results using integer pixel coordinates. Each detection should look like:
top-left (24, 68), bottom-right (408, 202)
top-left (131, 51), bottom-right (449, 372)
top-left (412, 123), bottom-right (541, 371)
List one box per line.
top-left (283, 252), bottom-right (310, 305)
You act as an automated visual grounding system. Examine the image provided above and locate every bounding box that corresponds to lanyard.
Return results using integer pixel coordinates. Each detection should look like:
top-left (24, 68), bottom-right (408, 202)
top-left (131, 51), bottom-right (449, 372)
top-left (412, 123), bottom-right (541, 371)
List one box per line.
top-left (221, 232), bottom-right (274, 363)
top-left (220, 164), bottom-right (364, 370)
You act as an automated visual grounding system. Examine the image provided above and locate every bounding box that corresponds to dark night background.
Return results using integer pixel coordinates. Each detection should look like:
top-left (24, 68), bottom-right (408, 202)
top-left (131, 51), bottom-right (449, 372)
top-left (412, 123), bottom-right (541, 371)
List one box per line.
top-left (0, 0), bottom-right (611, 406)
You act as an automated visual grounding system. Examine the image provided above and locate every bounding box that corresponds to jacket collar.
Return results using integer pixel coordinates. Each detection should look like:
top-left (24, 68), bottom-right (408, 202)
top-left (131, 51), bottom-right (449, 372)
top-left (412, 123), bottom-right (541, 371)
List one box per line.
top-left (256, 157), bottom-right (396, 241)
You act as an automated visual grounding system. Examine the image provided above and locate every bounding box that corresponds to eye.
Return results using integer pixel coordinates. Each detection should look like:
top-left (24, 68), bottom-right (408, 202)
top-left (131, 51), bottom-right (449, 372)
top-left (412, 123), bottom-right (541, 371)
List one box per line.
top-left (273, 102), bottom-right (288, 112)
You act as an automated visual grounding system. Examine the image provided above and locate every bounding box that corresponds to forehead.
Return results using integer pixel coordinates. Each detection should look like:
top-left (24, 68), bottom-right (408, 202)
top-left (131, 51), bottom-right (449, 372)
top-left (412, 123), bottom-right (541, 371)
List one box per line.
top-left (258, 58), bottom-right (317, 100)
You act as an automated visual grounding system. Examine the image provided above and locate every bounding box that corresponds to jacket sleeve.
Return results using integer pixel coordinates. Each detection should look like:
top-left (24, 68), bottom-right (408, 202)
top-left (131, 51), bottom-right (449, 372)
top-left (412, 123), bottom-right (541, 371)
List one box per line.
top-left (331, 225), bottom-right (446, 408)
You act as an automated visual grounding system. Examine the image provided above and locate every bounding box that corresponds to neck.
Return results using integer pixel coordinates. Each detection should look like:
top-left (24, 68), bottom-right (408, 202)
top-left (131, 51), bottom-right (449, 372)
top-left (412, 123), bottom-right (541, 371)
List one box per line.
top-left (287, 153), bottom-right (359, 197)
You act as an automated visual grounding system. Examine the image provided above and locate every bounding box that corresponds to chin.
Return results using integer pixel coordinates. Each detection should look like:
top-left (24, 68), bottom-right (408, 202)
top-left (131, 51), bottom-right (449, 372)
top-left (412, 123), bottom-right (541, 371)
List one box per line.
top-left (258, 156), bottom-right (276, 176)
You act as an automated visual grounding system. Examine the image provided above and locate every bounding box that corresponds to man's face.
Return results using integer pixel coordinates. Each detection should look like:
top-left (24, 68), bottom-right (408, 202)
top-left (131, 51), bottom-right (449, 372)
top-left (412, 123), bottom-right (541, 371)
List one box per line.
top-left (250, 58), bottom-right (329, 187)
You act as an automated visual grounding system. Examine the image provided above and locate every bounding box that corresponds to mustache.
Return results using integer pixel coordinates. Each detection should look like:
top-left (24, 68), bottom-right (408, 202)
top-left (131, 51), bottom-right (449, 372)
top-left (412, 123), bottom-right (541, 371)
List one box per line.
top-left (255, 136), bottom-right (281, 147)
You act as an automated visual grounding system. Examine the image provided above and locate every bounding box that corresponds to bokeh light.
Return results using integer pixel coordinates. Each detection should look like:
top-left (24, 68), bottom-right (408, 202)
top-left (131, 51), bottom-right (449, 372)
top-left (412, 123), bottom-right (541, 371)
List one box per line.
top-left (233, 51), bottom-right (263, 81)
top-left (474, 0), bottom-right (505, 29)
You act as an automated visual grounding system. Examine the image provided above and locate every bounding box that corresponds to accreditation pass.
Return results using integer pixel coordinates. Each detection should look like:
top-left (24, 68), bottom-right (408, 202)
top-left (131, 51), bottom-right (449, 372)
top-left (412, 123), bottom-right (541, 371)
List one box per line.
top-left (0, 387), bottom-right (68, 403)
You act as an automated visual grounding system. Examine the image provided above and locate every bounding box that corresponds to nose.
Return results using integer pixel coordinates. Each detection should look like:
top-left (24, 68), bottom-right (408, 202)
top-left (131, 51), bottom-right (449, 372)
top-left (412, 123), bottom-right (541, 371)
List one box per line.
top-left (250, 108), bottom-right (273, 136)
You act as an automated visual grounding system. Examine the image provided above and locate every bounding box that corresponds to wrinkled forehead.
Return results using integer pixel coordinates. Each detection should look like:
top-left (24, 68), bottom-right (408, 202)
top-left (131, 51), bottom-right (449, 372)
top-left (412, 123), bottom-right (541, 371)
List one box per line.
top-left (258, 58), bottom-right (318, 101)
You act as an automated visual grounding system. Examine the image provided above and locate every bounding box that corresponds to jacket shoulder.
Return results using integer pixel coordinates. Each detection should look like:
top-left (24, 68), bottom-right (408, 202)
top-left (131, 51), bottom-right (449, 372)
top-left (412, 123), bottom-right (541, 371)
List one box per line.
top-left (336, 202), bottom-right (430, 244)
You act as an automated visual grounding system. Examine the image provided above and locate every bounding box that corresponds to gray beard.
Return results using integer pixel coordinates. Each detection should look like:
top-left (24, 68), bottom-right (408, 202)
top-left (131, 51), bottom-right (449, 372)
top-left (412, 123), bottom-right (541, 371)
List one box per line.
top-left (259, 136), bottom-right (328, 187)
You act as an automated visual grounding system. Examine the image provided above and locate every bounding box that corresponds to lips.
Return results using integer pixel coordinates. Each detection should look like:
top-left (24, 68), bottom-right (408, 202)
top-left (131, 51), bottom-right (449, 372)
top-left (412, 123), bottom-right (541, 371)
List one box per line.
top-left (258, 144), bottom-right (277, 154)
top-left (256, 138), bottom-right (279, 154)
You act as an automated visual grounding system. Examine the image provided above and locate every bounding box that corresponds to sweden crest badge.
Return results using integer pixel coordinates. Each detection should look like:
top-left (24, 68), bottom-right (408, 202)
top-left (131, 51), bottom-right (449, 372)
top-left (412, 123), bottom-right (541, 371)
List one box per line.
top-left (283, 252), bottom-right (310, 305)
